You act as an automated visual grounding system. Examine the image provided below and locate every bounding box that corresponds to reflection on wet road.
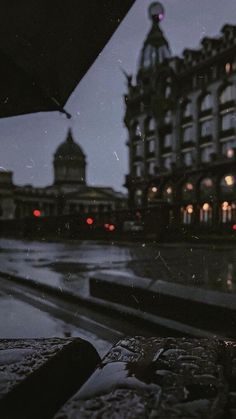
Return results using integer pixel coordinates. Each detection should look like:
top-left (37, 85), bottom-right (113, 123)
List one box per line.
top-left (0, 287), bottom-right (111, 356)
top-left (0, 238), bottom-right (236, 294)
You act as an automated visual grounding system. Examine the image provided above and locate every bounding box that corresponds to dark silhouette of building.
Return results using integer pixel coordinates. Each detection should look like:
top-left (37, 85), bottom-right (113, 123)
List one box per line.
top-left (0, 130), bottom-right (126, 220)
top-left (124, 2), bottom-right (236, 232)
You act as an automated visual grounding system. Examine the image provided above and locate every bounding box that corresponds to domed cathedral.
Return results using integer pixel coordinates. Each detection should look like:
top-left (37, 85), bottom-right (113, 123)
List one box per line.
top-left (53, 129), bottom-right (86, 188)
top-left (0, 130), bottom-right (127, 220)
top-left (124, 1), bottom-right (236, 235)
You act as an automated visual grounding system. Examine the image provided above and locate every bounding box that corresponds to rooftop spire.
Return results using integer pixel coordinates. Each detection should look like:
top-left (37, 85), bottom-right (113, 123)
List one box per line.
top-left (138, 2), bottom-right (170, 71)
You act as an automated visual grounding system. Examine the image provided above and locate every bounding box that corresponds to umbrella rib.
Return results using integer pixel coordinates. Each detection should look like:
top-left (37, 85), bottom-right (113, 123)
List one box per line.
top-left (0, 47), bottom-right (71, 117)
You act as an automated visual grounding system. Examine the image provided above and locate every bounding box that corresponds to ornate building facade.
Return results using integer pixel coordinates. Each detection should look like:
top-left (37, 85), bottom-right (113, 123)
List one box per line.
top-left (124, 2), bottom-right (236, 232)
top-left (0, 130), bottom-right (126, 220)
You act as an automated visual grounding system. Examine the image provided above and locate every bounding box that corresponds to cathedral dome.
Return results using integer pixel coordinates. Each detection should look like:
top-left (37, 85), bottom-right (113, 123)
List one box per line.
top-left (54, 129), bottom-right (85, 160)
top-left (53, 129), bottom-right (86, 186)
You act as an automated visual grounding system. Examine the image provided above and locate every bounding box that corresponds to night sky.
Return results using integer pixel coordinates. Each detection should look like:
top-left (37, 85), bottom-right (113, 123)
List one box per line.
top-left (0, 0), bottom-right (235, 191)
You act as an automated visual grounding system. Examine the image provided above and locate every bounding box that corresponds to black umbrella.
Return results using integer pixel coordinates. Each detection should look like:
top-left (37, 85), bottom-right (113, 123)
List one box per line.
top-left (0, 0), bottom-right (135, 118)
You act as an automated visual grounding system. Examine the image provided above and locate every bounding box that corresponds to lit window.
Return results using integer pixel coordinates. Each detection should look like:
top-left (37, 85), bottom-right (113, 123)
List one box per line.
top-left (222, 140), bottom-right (236, 158)
top-left (225, 63), bottom-right (232, 74)
top-left (182, 182), bottom-right (195, 201)
top-left (200, 119), bottom-right (212, 137)
top-left (182, 125), bottom-right (193, 143)
top-left (200, 203), bottom-right (212, 225)
top-left (200, 94), bottom-right (212, 111)
top-left (135, 190), bottom-right (143, 207)
top-left (181, 205), bottom-right (194, 225)
top-left (147, 186), bottom-right (158, 201)
top-left (220, 174), bottom-right (236, 196)
top-left (220, 201), bottom-right (236, 223)
top-left (163, 184), bottom-right (173, 203)
top-left (221, 112), bottom-right (236, 131)
top-left (219, 85), bottom-right (234, 104)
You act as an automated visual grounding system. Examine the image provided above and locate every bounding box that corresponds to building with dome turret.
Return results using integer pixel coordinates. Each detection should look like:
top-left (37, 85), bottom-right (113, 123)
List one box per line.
top-left (53, 129), bottom-right (86, 188)
top-left (124, 2), bottom-right (236, 233)
top-left (0, 130), bottom-right (126, 220)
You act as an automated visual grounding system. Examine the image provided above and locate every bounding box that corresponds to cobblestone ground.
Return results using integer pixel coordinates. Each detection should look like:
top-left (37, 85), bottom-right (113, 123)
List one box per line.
top-left (55, 337), bottom-right (236, 419)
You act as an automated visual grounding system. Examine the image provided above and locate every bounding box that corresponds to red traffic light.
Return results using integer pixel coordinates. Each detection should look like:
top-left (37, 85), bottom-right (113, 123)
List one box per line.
top-left (232, 224), bottom-right (236, 231)
top-left (33, 209), bottom-right (41, 217)
top-left (86, 217), bottom-right (94, 225)
top-left (108, 224), bottom-right (116, 232)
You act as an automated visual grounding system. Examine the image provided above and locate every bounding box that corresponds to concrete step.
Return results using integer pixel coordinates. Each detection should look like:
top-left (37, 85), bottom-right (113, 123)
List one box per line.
top-left (90, 271), bottom-right (236, 338)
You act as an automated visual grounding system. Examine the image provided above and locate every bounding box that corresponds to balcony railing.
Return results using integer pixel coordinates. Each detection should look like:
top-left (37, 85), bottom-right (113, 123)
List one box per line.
top-left (199, 134), bottom-right (213, 144)
top-left (219, 128), bottom-right (235, 138)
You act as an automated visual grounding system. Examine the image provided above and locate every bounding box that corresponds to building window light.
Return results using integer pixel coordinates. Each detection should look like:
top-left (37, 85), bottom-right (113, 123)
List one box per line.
top-left (227, 148), bottom-right (234, 158)
top-left (225, 62), bottom-right (232, 74)
top-left (225, 175), bottom-right (234, 186)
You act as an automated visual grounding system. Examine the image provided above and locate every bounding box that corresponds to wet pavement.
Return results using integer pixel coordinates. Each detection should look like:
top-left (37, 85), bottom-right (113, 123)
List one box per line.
top-left (0, 287), bottom-right (111, 356)
top-left (0, 238), bottom-right (236, 294)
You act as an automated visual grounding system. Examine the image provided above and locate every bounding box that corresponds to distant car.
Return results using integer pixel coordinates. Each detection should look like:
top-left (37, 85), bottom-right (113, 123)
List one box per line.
top-left (123, 221), bottom-right (144, 232)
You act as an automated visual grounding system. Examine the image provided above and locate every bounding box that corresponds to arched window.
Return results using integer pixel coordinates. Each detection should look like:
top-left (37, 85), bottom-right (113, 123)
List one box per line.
top-left (221, 201), bottom-right (236, 223)
top-left (147, 185), bottom-right (158, 202)
top-left (201, 146), bottom-right (213, 163)
top-left (200, 93), bottom-right (212, 112)
top-left (182, 125), bottom-right (193, 143)
top-left (220, 111), bottom-right (236, 131)
top-left (162, 184), bottom-right (173, 203)
top-left (200, 203), bottom-right (213, 225)
top-left (132, 121), bottom-right (142, 138)
top-left (165, 85), bottom-right (171, 99)
top-left (199, 178), bottom-right (214, 201)
top-left (222, 140), bottom-right (236, 158)
top-left (142, 44), bottom-right (157, 68)
top-left (164, 110), bottom-right (172, 125)
top-left (200, 119), bottom-right (213, 137)
top-left (134, 164), bottom-right (143, 178)
top-left (219, 84), bottom-right (234, 104)
top-left (182, 151), bottom-right (194, 167)
top-left (220, 174), bottom-right (236, 196)
top-left (181, 204), bottom-right (194, 225)
top-left (182, 101), bottom-right (192, 118)
top-left (182, 182), bottom-right (195, 201)
top-left (134, 189), bottom-right (143, 206)
top-left (147, 161), bottom-right (156, 175)
top-left (147, 117), bottom-right (155, 132)
top-left (163, 155), bottom-right (172, 170)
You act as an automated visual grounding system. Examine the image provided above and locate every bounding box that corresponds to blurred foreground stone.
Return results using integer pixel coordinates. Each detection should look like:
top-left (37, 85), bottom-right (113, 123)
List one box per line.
top-left (0, 338), bottom-right (100, 419)
top-left (54, 337), bottom-right (236, 419)
top-left (1, 337), bottom-right (236, 418)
